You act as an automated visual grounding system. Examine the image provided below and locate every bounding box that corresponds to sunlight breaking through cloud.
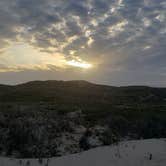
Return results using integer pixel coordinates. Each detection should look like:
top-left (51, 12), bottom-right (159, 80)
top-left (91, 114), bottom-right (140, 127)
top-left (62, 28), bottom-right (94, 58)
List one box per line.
top-left (66, 58), bottom-right (92, 69)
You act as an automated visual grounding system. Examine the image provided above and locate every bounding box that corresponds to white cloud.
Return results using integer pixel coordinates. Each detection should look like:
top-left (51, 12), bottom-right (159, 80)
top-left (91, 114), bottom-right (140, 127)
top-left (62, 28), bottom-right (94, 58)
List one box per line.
top-left (87, 37), bottom-right (94, 47)
top-left (108, 20), bottom-right (128, 37)
top-left (142, 18), bottom-right (151, 27)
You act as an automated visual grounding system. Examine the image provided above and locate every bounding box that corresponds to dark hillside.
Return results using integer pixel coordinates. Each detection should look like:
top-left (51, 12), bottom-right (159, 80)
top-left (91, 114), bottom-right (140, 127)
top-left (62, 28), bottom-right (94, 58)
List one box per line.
top-left (0, 80), bottom-right (165, 105)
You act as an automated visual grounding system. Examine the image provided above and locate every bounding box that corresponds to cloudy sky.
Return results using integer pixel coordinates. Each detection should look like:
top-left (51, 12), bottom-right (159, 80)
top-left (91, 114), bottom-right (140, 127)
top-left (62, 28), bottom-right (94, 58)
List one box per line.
top-left (0, 0), bottom-right (165, 86)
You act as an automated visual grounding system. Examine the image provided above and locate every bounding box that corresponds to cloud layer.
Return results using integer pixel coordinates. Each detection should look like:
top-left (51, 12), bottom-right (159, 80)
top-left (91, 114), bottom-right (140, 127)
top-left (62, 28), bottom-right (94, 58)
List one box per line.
top-left (0, 0), bottom-right (165, 85)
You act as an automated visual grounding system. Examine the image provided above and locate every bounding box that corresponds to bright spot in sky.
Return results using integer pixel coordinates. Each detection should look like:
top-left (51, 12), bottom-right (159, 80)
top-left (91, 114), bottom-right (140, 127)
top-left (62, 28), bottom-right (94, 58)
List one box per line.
top-left (67, 59), bottom-right (92, 69)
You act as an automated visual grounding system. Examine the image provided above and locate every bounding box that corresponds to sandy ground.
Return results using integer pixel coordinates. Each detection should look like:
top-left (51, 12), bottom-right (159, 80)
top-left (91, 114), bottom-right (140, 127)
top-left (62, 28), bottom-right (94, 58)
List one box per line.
top-left (0, 139), bottom-right (166, 166)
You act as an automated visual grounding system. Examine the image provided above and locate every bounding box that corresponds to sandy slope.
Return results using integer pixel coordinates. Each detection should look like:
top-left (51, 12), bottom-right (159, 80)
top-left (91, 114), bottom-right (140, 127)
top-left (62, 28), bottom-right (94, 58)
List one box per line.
top-left (0, 139), bottom-right (166, 166)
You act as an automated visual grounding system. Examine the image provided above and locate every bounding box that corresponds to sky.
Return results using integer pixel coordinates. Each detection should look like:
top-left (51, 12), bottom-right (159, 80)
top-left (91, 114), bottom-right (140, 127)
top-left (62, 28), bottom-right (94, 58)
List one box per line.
top-left (0, 0), bottom-right (165, 86)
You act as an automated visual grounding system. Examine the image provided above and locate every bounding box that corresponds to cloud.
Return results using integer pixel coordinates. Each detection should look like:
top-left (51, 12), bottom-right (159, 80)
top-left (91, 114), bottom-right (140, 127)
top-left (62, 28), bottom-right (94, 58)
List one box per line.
top-left (0, 0), bottom-right (165, 86)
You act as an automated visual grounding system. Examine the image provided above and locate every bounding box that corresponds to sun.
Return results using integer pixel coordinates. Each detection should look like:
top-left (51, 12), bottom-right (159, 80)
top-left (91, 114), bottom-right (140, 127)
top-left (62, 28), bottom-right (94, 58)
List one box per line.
top-left (67, 59), bottom-right (92, 69)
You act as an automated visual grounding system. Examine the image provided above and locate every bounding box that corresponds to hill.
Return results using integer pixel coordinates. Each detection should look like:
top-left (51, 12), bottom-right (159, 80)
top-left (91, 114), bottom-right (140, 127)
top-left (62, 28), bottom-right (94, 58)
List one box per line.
top-left (0, 80), bottom-right (166, 158)
top-left (0, 80), bottom-right (166, 104)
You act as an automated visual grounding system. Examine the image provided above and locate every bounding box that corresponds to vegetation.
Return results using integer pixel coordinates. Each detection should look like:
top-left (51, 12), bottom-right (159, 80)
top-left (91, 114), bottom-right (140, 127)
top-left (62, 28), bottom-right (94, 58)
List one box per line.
top-left (0, 80), bottom-right (166, 158)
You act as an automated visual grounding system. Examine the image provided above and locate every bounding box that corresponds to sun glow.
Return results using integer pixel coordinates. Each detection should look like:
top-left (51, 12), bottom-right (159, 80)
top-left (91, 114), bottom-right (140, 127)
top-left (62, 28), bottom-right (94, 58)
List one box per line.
top-left (0, 42), bottom-right (94, 72)
top-left (67, 59), bottom-right (92, 69)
